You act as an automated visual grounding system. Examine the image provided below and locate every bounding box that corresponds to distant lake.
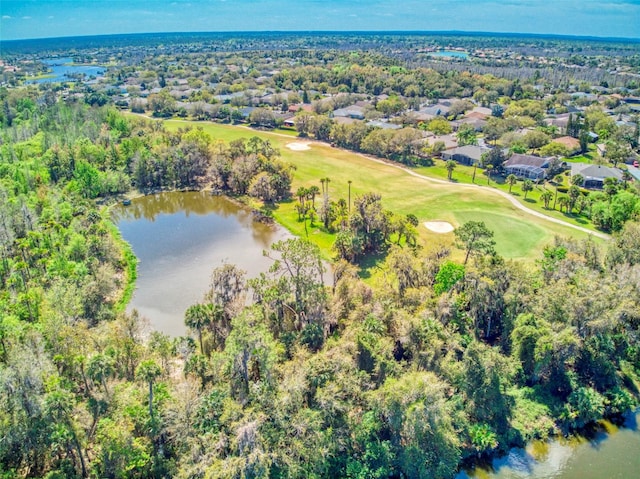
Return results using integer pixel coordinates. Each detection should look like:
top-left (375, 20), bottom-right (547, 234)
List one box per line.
top-left (429, 50), bottom-right (469, 59)
top-left (29, 57), bottom-right (105, 83)
top-left (112, 191), bottom-right (292, 336)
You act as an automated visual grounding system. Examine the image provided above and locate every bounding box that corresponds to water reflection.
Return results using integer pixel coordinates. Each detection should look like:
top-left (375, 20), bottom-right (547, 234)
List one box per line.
top-left (113, 191), bottom-right (291, 336)
top-left (457, 411), bottom-right (640, 479)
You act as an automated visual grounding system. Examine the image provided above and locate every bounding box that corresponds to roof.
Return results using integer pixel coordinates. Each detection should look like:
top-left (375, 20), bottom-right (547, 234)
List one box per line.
top-left (504, 154), bottom-right (551, 168)
top-left (443, 145), bottom-right (490, 161)
top-left (467, 107), bottom-right (492, 118)
top-left (427, 134), bottom-right (458, 149)
top-left (366, 120), bottom-right (402, 130)
top-left (333, 105), bottom-right (365, 118)
top-left (333, 116), bottom-right (361, 125)
top-left (544, 117), bottom-right (569, 128)
top-left (551, 136), bottom-right (581, 151)
top-left (420, 105), bottom-right (444, 116)
top-left (571, 163), bottom-right (622, 181)
top-left (626, 166), bottom-right (640, 182)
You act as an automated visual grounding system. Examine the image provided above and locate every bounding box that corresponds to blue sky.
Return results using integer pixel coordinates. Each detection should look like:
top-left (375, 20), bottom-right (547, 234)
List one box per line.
top-left (1, 0), bottom-right (639, 41)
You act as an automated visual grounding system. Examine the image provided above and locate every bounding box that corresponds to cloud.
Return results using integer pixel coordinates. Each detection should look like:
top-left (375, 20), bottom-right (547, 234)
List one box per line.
top-left (1, 15), bottom-right (11, 19)
top-left (22, 16), bottom-right (32, 20)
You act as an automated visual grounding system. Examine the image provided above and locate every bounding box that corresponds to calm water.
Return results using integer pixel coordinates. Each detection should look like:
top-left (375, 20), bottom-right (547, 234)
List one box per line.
top-left (429, 50), bottom-right (469, 59)
top-left (112, 191), bottom-right (292, 336)
top-left (31, 57), bottom-right (105, 83)
top-left (457, 411), bottom-right (640, 479)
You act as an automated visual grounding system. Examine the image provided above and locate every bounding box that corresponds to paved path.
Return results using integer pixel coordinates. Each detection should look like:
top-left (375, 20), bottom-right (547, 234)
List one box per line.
top-left (139, 114), bottom-right (610, 241)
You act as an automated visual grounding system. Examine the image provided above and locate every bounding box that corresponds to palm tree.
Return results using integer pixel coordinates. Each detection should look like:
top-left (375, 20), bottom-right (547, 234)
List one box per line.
top-left (296, 186), bottom-right (308, 206)
top-left (348, 180), bottom-right (352, 212)
top-left (185, 303), bottom-right (212, 354)
top-left (87, 353), bottom-right (114, 397)
top-left (308, 185), bottom-right (320, 209)
top-left (553, 174), bottom-right (564, 210)
top-left (603, 177), bottom-right (619, 202)
top-left (571, 174), bottom-right (584, 186)
top-left (446, 160), bottom-right (457, 181)
top-left (522, 179), bottom-right (534, 199)
top-left (568, 185), bottom-right (581, 213)
top-left (540, 190), bottom-right (554, 209)
top-left (558, 195), bottom-right (570, 213)
top-left (506, 174), bottom-right (517, 193)
top-left (485, 164), bottom-right (493, 185)
top-left (136, 360), bottom-right (162, 418)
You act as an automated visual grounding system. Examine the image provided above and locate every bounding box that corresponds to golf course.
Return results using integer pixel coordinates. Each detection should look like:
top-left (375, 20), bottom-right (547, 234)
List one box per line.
top-left (160, 118), bottom-right (605, 262)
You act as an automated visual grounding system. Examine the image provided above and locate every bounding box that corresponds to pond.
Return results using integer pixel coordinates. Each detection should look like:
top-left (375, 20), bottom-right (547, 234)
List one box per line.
top-left (112, 191), bottom-right (292, 336)
top-left (30, 57), bottom-right (106, 83)
top-left (429, 50), bottom-right (469, 59)
top-left (457, 410), bottom-right (640, 479)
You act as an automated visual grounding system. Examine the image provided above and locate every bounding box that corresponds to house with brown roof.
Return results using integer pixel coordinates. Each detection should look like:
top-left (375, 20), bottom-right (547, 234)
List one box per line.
top-left (551, 136), bottom-right (581, 154)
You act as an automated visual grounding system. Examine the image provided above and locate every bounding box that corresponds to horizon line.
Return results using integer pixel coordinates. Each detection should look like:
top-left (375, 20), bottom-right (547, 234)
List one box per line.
top-left (2, 29), bottom-right (639, 45)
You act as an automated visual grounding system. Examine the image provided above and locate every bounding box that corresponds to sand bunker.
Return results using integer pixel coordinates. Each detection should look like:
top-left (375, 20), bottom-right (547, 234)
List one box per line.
top-left (424, 221), bottom-right (454, 233)
top-left (286, 142), bottom-right (312, 151)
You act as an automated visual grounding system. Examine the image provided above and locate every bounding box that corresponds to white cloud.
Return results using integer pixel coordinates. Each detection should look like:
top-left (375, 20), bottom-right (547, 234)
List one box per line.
top-left (22, 16), bottom-right (32, 20)
top-left (1, 15), bottom-right (11, 19)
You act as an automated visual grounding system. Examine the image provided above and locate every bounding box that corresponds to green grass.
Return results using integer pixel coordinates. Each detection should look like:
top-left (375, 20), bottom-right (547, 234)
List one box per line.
top-left (416, 160), bottom-right (600, 233)
top-left (160, 119), bottom-right (601, 263)
top-left (104, 214), bottom-right (138, 312)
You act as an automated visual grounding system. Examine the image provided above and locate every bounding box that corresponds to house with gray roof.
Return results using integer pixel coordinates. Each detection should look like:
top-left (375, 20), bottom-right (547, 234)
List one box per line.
top-left (332, 105), bottom-right (365, 120)
top-left (571, 163), bottom-right (622, 189)
top-left (366, 120), bottom-right (402, 130)
top-left (503, 154), bottom-right (552, 180)
top-left (442, 145), bottom-right (490, 165)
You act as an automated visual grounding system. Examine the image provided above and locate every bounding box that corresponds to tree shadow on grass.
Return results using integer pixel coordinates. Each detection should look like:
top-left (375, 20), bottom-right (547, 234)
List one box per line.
top-left (524, 198), bottom-right (537, 203)
top-left (356, 251), bottom-right (387, 279)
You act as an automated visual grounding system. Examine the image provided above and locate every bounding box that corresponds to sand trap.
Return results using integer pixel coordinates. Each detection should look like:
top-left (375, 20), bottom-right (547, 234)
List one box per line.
top-left (286, 142), bottom-right (312, 151)
top-left (424, 221), bottom-right (454, 233)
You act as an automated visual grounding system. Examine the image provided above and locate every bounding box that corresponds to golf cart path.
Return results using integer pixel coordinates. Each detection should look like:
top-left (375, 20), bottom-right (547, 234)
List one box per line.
top-left (357, 153), bottom-right (610, 240)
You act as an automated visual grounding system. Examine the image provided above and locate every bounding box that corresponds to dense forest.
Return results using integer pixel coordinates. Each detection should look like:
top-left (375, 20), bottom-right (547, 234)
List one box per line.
top-left (1, 84), bottom-right (640, 479)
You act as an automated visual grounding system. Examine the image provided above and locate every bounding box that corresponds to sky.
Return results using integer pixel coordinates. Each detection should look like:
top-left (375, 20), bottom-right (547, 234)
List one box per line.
top-left (1, 0), bottom-right (639, 41)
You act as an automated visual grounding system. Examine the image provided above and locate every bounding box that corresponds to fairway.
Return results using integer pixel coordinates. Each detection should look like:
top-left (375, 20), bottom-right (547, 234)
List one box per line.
top-left (162, 119), bottom-right (600, 261)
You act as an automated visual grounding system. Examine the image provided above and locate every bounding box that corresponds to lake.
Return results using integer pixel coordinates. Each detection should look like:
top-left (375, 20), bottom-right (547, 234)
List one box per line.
top-left (429, 50), bottom-right (469, 59)
top-left (457, 410), bottom-right (640, 479)
top-left (30, 57), bottom-right (106, 83)
top-left (112, 191), bottom-right (292, 336)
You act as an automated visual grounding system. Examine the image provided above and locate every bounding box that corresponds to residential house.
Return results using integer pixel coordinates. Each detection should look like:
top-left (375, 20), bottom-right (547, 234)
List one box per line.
top-left (551, 136), bottom-right (581, 155)
top-left (455, 117), bottom-right (487, 132)
top-left (503, 154), bottom-right (552, 180)
top-left (571, 163), bottom-right (622, 189)
top-left (625, 165), bottom-right (640, 183)
top-left (442, 145), bottom-right (490, 166)
top-left (426, 134), bottom-right (458, 150)
top-left (419, 104), bottom-right (450, 117)
top-left (366, 120), bottom-right (402, 130)
top-left (332, 105), bottom-right (366, 120)
top-left (543, 114), bottom-right (570, 133)
top-left (467, 107), bottom-right (492, 119)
